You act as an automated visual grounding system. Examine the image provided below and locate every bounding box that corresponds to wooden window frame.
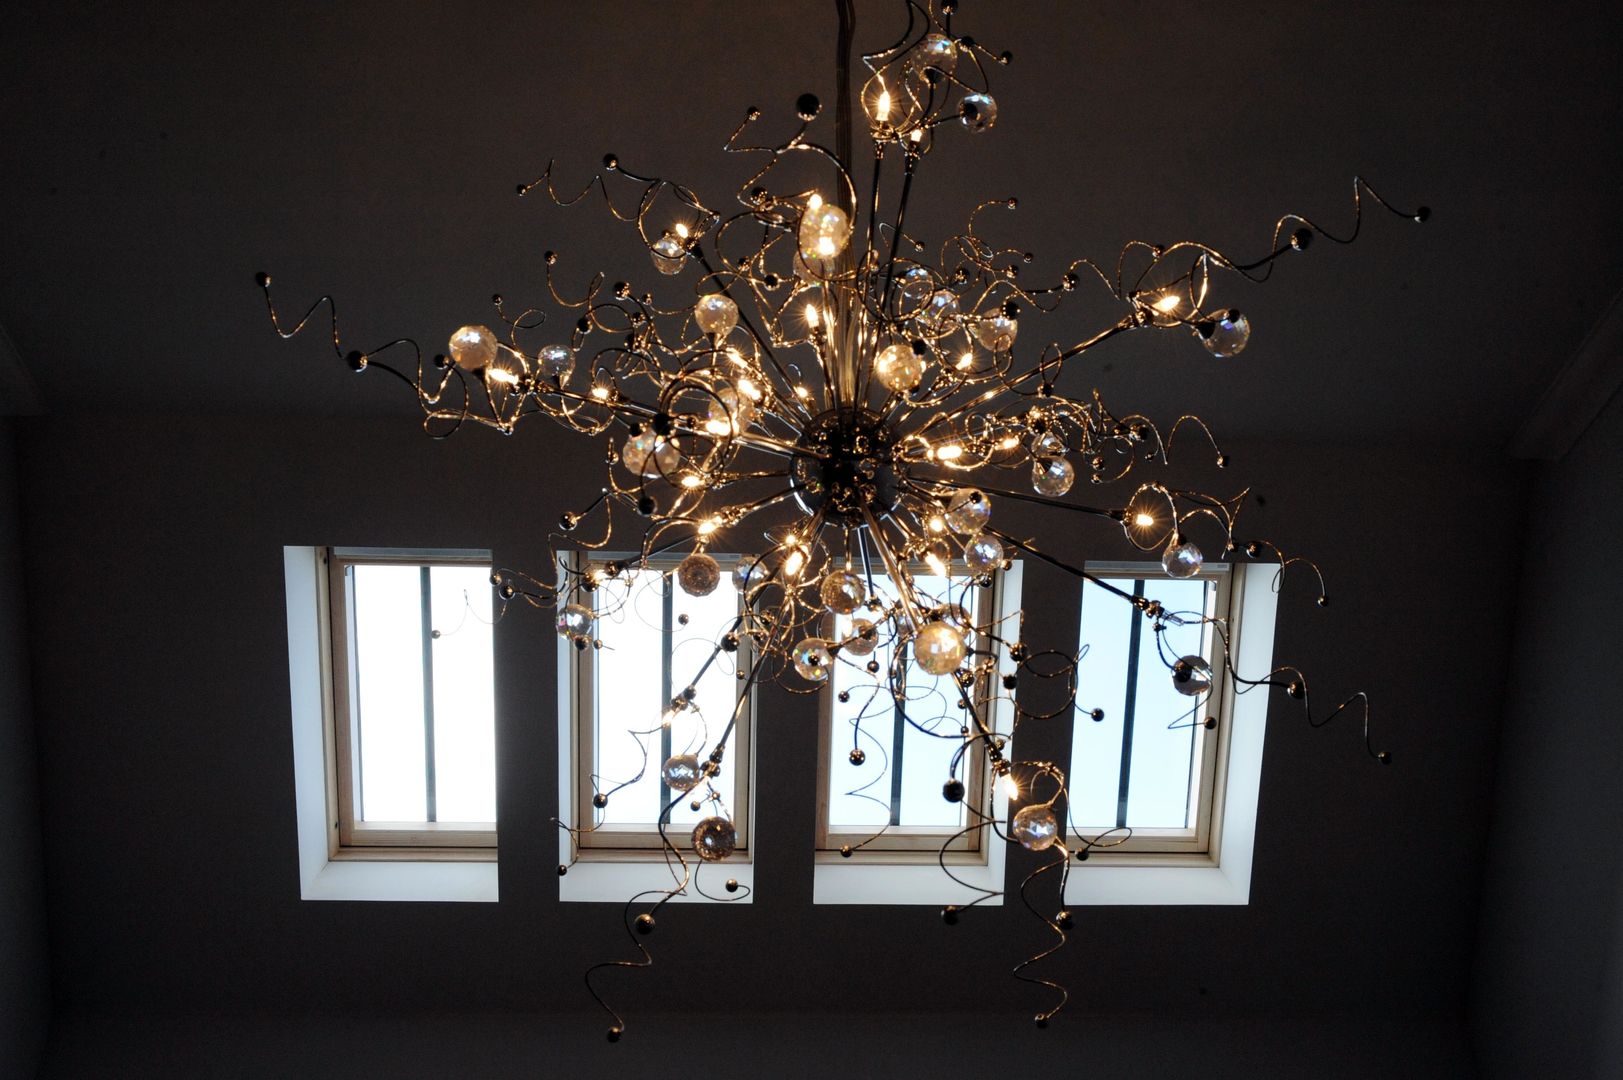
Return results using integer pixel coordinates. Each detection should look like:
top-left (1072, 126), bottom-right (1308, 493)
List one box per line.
top-left (1067, 560), bottom-right (1237, 860)
top-left (324, 547), bottom-right (497, 863)
top-left (813, 562), bottom-right (1009, 863)
top-left (563, 551), bottom-right (756, 857)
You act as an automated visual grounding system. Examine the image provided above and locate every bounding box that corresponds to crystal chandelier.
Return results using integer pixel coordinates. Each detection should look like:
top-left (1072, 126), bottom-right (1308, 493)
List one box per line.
top-left (260, 0), bottom-right (1420, 1037)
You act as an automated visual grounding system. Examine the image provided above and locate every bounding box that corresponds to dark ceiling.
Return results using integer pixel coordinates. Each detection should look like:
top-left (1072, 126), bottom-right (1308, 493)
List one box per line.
top-left (3, 1), bottom-right (1620, 444)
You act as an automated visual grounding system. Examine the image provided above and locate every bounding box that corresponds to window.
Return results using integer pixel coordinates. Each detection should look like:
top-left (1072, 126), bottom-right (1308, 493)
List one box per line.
top-left (325, 549), bottom-right (497, 857)
top-left (813, 561), bottom-right (1022, 905)
top-left (816, 566), bottom-right (999, 859)
top-left (1063, 560), bottom-right (1278, 906)
top-left (1068, 562), bottom-right (1231, 855)
top-left (556, 552), bottom-right (756, 903)
top-left (283, 547), bottom-right (498, 902)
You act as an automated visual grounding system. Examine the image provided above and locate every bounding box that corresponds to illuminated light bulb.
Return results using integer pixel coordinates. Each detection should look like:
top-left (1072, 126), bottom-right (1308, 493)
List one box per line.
top-left (794, 385), bottom-right (811, 399)
top-left (910, 127), bottom-right (924, 143)
top-left (935, 443), bottom-right (964, 461)
top-left (922, 542), bottom-right (950, 578)
top-left (680, 473), bottom-right (703, 488)
top-left (874, 341), bottom-right (925, 393)
top-left (484, 362), bottom-right (519, 387)
top-left (1133, 512), bottom-right (1156, 529)
top-left (805, 303), bottom-right (820, 328)
top-left (697, 517), bottom-right (722, 537)
top-left (705, 385), bottom-right (756, 436)
top-left (674, 222), bottom-right (691, 240)
top-left (997, 436), bottom-right (1020, 450)
top-left (1011, 804), bottom-right (1059, 851)
top-left (927, 514), bottom-right (947, 534)
top-left (799, 199), bottom-right (852, 263)
top-left (726, 347), bottom-right (746, 366)
top-left (945, 488), bottom-right (991, 534)
top-left (737, 377), bottom-right (761, 400)
top-left (651, 232), bottom-right (686, 275)
top-left (590, 385), bottom-right (610, 401)
top-left (874, 87), bottom-right (892, 122)
top-left (448, 324), bottom-right (499, 371)
top-left (912, 622), bottom-right (966, 676)
top-left (782, 546), bottom-right (808, 579)
top-left (957, 351), bottom-right (975, 371)
top-left (1153, 292), bottom-right (1182, 314)
top-left (694, 293), bottom-right (739, 337)
top-left (1000, 772), bottom-right (1020, 802)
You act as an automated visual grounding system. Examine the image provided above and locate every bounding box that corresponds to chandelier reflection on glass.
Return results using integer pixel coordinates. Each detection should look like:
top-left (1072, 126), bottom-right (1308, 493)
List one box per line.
top-left (260, 0), bottom-right (1420, 1038)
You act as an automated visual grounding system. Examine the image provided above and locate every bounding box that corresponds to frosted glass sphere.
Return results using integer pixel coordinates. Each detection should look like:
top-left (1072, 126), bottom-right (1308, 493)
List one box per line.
top-left (1172, 655), bottom-right (1213, 697)
top-left (973, 314), bottom-right (1017, 352)
top-left (555, 602), bottom-right (593, 641)
top-left (799, 202), bottom-right (852, 262)
top-left (913, 622), bottom-right (966, 676)
top-left (897, 266), bottom-right (935, 314)
top-left (875, 342), bottom-right (926, 394)
top-left (1162, 539), bottom-right (1204, 579)
top-left (692, 816), bottom-right (738, 861)
top-left (651, 232), bottom-right (686, 275)
top-left (944, 488), bottom-right (991, 534)
top-left (959, 92), bottom-right (998, 133)
top-left (694, 293), bottom-right (739, 337)
top-left (677, 553), bottom-right (721, 596)
top-left (1033, 457), bottom-right (1075, 496)
top-left (820, 570), bottom-right (867, 614)
top-left (1012, 804), bottom-right (1060, 851)
top-left (1201, 309), bottom-right (1250, 357)
top-left (843, 617), bottom-right (879, 657)
top-left (733, 555), bottom-right (765, 591)
top-left (621, 432), bottom-right (680, 478)
top-left (793, 638), bottom-right (833, 682)
top-left (538, 344), bottom-right (575, 381)
top-left (661, 753), bottom-right (703, 793)
top-left (912, 33), bottom-right (959, 78)
top-left (705, 385), bottom-right (756, 436)
top-left (448, 324), bottom-right (499, 371)
top-left (964, 533), bottom-right (1004, 574)
top-left (918, 289), bottom-right (960, 333)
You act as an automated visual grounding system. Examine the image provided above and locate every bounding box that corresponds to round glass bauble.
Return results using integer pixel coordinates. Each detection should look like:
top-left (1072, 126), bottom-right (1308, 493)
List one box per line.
top-left (913, 622), bottom-right (966, 676)
top-left (1012, 804), bottom-right (1060, 851)
top-left (677, 553), bottom-right (721, 597)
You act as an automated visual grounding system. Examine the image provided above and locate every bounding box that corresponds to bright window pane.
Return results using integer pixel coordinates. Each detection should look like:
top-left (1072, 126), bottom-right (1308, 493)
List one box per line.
top-left (1071, 573), bottom-right (1216, 832)
top-left (593, 564), bottom-right (744, 828)
top-left (351, 564), bottom-right (427, 822)
top-left (827, 572), bottom-right (972, 833)
top-left (428, 565), bottom-right (497, 823)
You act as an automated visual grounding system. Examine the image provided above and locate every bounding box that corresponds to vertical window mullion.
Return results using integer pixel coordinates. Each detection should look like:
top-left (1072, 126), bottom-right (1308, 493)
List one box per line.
top-left (1115, 578), bottom-right (1146, 830)
top-left (888, 648), bottom-right (907, 828)
top-left (419, 565), bottom-right (438, 824)
top-left (658, 571), bottom-right (674, 814)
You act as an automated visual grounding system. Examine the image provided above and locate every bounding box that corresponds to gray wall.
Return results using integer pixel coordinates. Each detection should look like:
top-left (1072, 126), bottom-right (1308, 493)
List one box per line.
top-left (0, 417), bottom-right (50, 1077)
top-left (13, 413), bottom-right (1520, 1073)
top-left (1474, 387), bottom-right (1623, 1079)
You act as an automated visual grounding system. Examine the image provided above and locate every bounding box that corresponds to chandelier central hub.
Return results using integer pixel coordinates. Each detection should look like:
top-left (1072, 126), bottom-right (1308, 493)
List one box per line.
top-left (790, 407), bottom-right (901, 525)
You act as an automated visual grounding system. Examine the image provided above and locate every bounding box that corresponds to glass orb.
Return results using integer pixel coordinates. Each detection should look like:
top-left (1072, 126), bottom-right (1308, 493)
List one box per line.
top-left (973, 314), bottom-right (1017, 352)
top-left (1172, 655), bottom-right (1213, 697)
top-left (621, 432), bottom-right (680, 478)
top-left (1012, 804), bottom-right (1060, 851)
top-left (799, 202), bottom-right (852, 262)
top-left (964, 532), bottom-right (1004, 574)
top-left (843, 617), bottom-right (879, 657)
top-left (705, 385), bottom-right (756, 436)
top-left (1032, 430), bottom-right (1065, 456)
top-left (820, 570), bottom-right (866, 615)
top-left (897, 266), bottom-right (935, 314)
top-left (875, 342), bottom-right (926, 394)
top-left (692, 815), bottom-right (738, 861)
top-left (1201, 310), bottom-right (1250, 358)
top-left (694, 293), bottom-right (739, 337)
top-left (538, 344), bottom-right (575, 381)
top-left (913, 622), bottom-right (966, 676)
top-left (959, 92), bottom-right (998, 133)
top-left (651, 232), bottom-right (685, 275)
top-left (661, 753), bottom-right (703, 793)
top-left (677, 553), bottom-right (721, 596)
top-left (448, 324), bottom-right (499, 371)
top-left (918, 289), bottom-right (960, 334)
top-left (1033, 457), bottom-right (1075, 496)
top-left (793, 638), bottom-right (833, 682)
top-left (944, 488), bottom-right (991, 534)
top-left (555, 602), bottom-right (593, 641)
top-left (1162, 539), bottom-right (1204, 579)
top-left (912, 32), bottom-right (959, 78)
top-left (733, 555), bottom-right (764, 591)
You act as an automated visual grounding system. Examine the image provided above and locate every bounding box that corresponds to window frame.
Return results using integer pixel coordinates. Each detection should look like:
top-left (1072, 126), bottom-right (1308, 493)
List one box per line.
top-left (1066, 560), bottom-right (1235, 859)
top-left (812, 561), bottom-right (1007, 863)
top-left (560, 551), bottom-right (757, 860)
top-left (324, 547), bottom-right (498, 861)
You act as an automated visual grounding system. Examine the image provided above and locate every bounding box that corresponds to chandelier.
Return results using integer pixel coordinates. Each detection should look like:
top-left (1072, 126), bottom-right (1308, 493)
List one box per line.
top-left (260, 0), bottom-right (1420, 1038)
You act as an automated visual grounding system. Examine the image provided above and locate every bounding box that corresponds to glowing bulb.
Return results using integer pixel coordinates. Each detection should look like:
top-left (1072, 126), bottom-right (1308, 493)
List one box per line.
top-left (997, 436), bottom-right (1019, 450)
top-left (936, 444), bottom-right (964, 461)
top-left (1133, 512), bottom-right (1156, 528)
top-left (794, 385), bottom-right (811, 399)
top-left (681, 473), bottom-right (703, 488)
top-left (698, 517), bottom-right (721, 537)
top-left (674, 222), bottom-right (690, 239)
top-left (783, 547), bottom-right (808, 578)
top-left (924, 550), bottom-right (948, 577)
top-left (1154, 292), bottom-right (1182, 314)
top-left (805, 303), bottom-right (820, 328)
top-left (927, 514), bottom-right (947, 534)
top-left (726, 347), bottom-right (746, 366)
top-left (1000, 773), bottom-right (1020, 801)
top-left (876, 89), bottom-right (891, 120)
top-left (737, 377), bottom-right (760, 400)
top-left (590, 385), bottom-right (610, 400)
top-left (910, 128), bottom-right (924, 143)
top-left (484, 365), bottom-right (518, 387)
top-left (807, 192), bottom-right (823, 211)
top-left (956, 351), bottom-right (974, 370)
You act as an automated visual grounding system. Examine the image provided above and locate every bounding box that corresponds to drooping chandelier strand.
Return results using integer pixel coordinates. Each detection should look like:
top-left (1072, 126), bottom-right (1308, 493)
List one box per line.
top-left (260, 0), bottom-right (1418, 1038)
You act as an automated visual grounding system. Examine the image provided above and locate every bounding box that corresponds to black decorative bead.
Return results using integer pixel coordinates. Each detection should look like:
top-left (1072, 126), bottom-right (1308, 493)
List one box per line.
top-left (557, 864), bottom-right (568, 877)
top-left (602, 153), bottom-right (618, 170)
top-left (1001, 674), bottom-right (1018, 691)
top-left (1414, 206), bottom-right (1431, 223)
top-left (591, 793), bottom-right (608, 809)
top-left (1290, 228), bottom-right (1314, 251)
top-left (1075, 848), bottom-right (1089, 862)
top-left (941, 905), bottom-right (959, 925)
top-left (1090, 708), bottom-right (1105, 722)
top-left (839, 845), bottom-right (853, 858)
top-left (943, 778), bottom-right (965, 803)
top-left (849, 747), bottom-right (866, 766)
top-left (796, 92), bottom-right (821, 119)
top-left (254, 271), bottom-right (271, 288)
top-left (652, 412), bottom-right (674, 436)
top-left (725, 878), bottom-right (740, 892)
top-left (1378, 751), bottom-right (1393, 765)
top-left (634, 913), bottom-right (655, 935)
top-left (1055, 909), bottom-right (1073, 929)
top-left (345, 350), bottom-right (366, 372)
top-left (637, 495), bottom-right (656, 516)
top-left (607, 1026), bottom-right (622, 1043)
